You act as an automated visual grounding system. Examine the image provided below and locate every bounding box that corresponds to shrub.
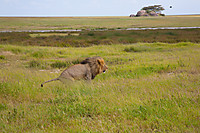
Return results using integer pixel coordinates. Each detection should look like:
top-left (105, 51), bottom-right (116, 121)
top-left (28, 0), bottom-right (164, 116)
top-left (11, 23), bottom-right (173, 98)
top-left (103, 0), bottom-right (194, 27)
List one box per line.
top-left (164, 32), bottom-right (177, 36)
top-left (124, 46), bottom-right (147, 52)
top-left (0, 55), bottom-right (5, 60)
top-left (87, 32), bottom-right (95, 36)
top-left (51, 61), bottom-right (68, 69)
top-left (28, 60), bottom-right (40, 68)
top-left (71, 59), bottom-right (81, 65)
top-left (160, 13), bottom-right (165, 16)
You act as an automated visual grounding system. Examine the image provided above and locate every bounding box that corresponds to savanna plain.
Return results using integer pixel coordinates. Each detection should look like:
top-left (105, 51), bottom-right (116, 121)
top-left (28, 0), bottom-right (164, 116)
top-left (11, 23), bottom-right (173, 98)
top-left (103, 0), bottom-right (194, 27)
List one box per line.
top-left (0, 16), bottom-right (200, 132)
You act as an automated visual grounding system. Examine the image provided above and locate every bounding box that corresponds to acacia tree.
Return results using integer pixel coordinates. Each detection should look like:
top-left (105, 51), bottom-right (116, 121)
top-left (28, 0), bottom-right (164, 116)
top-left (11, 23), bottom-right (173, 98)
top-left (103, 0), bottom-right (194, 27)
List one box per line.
top-left (141, 5), bottom-right (165, 13)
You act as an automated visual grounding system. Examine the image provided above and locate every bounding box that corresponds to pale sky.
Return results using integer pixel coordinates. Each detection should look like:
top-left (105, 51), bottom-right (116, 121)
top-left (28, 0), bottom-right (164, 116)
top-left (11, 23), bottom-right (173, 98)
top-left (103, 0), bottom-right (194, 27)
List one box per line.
top-left (0, 0), bottom-right (199, 16)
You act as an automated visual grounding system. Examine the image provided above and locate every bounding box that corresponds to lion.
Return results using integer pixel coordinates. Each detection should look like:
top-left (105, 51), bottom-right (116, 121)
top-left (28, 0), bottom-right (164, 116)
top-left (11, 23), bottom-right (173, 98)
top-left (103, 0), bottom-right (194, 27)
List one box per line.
top-left (41, 57), bottom-right (108, 87)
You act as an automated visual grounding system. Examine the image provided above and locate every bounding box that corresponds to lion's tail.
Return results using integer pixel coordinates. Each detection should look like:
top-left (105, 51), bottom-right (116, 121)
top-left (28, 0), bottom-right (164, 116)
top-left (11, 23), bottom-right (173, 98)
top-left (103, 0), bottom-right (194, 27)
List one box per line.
top-left (41, 78), bottom-right (59, 87)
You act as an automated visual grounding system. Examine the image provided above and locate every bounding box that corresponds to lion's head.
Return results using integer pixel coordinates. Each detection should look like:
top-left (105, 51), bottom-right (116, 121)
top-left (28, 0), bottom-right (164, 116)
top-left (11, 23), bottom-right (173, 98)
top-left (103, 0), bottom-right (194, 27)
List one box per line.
top-left (81, 56), bottom-right (108, 79)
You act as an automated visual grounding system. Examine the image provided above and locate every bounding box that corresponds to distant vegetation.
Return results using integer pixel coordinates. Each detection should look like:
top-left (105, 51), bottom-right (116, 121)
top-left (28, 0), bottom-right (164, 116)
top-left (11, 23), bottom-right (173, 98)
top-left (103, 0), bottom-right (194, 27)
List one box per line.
top-left (0, 29), bottom-right (200, 47)
top-left (141, 5), bottom-right (165, 13)
top-left (0, 16), bottom-right (200, 31)
top-left (130, 5), bottom-right (165, 17)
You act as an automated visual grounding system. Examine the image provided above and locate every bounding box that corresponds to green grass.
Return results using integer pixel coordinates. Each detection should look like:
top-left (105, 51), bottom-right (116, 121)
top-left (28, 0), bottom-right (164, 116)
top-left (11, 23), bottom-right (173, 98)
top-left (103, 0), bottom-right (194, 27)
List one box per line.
top-left (1, 16), bottom-right (200, 31)
top-left (1, 29), bottom-right (200, 47)
top-left (0, 43), bottom-right (199, 132)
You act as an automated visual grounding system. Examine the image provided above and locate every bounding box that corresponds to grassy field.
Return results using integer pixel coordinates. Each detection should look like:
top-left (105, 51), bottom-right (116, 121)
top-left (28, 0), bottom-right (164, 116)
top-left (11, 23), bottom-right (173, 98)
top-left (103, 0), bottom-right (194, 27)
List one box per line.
top-left (0, 15), bottom-right (200, 132)
top-left (0, 42), bottom-right (199, 132)
top-left (0, 15), bottom-right (200, 31)
top-left (1, 29), bottom-right (200, 47)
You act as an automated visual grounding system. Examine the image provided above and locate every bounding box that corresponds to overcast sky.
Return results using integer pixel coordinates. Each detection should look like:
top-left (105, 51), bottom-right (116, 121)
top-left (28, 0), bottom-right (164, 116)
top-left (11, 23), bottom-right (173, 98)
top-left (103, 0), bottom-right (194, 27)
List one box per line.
top-left (0, 0), bottom-right (199, 16)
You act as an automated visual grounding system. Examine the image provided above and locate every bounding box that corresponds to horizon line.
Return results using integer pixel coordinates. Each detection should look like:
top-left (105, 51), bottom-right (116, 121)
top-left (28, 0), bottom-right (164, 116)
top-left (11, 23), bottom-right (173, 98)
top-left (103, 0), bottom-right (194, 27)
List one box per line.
top-left (0, 14), bottom-right (200, 18)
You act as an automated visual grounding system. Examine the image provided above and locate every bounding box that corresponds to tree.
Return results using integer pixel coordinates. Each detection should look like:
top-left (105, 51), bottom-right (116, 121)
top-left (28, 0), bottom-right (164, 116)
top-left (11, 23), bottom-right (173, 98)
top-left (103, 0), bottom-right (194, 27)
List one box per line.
top-left (141, 5), bottom-right (165, 14)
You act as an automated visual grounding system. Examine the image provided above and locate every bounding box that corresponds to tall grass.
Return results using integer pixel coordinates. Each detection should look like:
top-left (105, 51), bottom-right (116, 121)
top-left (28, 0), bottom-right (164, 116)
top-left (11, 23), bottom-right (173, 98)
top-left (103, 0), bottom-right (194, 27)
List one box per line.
top-left (0, 43), bottom-right (200, 132)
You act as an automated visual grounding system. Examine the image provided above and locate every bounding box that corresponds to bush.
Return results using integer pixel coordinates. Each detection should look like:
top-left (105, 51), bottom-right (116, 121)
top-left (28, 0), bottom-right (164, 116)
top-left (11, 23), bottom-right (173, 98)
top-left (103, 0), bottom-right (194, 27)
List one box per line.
top-left (0, 55), bottom-right (5, 60)
top-left (87, 32), bottom-right (95, 36)
top-left (51, 61), bottom-right (68, 69)
top-left (71, 59), bottom-right (81, 65)
top-left (160, 14), bottom-right (165, 16)
top-left (28, 60), bottom-right (40, 68)
top-left (124, 46), bottom-right (147, 52)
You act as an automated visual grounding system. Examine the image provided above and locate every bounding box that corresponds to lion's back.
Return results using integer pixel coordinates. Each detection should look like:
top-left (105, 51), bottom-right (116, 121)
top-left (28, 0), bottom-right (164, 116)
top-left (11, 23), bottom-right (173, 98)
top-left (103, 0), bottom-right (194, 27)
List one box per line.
top-left (59, 64), bottom-right (91, 80)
